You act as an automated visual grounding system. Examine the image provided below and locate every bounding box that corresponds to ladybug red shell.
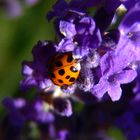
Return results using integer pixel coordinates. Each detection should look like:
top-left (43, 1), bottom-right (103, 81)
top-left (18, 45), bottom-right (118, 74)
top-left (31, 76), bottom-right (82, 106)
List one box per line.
top-left (48, 52), bottom-right (81, 86)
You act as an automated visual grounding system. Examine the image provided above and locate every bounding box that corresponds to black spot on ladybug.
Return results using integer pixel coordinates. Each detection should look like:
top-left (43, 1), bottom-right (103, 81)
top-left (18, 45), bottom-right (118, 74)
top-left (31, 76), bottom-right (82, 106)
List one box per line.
top-left (69, 77), bottom-right (76, 82)
top-left (58, 69), bottom-right (65, 75)
top-left (55, 61), bottom-right (63, 67)
top-left (65, 75), bottom-right (70, 79)
top-left (50, 73), bottom-right (55, 78)
top-left (67, 54), bottom-right (73, 62)
top-left (58, 79), bottom-right (63, 83)
top-left (70, 66), bottom-right (78, 72)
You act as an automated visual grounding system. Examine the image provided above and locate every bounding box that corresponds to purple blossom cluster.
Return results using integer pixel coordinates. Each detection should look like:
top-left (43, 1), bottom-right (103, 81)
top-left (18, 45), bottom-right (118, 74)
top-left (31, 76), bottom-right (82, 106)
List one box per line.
top-left (0, 0), bottom-right (39, 17)
top-left (2, 0), bottom-right (140, 140)
top-left (21, 0), bottom-right (140, 101)
top-left (2, 94), bottom-right (71, 140)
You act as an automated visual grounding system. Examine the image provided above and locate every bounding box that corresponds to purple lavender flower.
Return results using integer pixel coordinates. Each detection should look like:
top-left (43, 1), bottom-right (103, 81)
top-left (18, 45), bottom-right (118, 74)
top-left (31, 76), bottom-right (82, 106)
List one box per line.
top-left (3, 96), bottom-right (55, 125)
top-left (47, 0), bottom-right (88, 21)
top-left (21, 41), bottom-right (56, 91)
top-left (47, 0), bottom-right (121, 21)
top-left (58, 16), bottom-right (102, 58)
top-left (53, 97), bottom-right (72, 117)
top-left (59, 21), bottom-right (76, 39)
top-left (119, 3), bottom-right (140, 51)
top-left (92, 65), bottom-right (137, 101)
top-left (33, 99), bottom-right (55, 123)
top-left (21, 0), bottom-right (140, 104)
top-left (92, 33), bottom-right (138, 101)
top-left (133, 63), bottom-right (140, 94)
top-left (5, 1), bottom-right (140, 140)
top-left (56, 38), bottom-right (75, 53)
top-left (112, 1), bottom-right (140, 96)
top-left (92, 2), bottom-right (140, 101)
top-left (21, 11), bottom-right (101, 94)
top-left (2, 95), bottom-right (73, 139)
top-left (1, 0), bottom-right (40, 18)
top-left (57, 130), bottom-right (69, 140)
top-left (2, 0), bottom-right (22, 18)
top-left (3, 97), bottom-right (26, 127)
top-left (25, 0), bottom-right (39, 6)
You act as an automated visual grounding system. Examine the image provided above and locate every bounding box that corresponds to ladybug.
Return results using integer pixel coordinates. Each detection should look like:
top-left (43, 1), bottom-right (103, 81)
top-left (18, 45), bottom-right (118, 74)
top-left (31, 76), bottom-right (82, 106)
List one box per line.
top-left (48, 52), bottom-right (81, 86)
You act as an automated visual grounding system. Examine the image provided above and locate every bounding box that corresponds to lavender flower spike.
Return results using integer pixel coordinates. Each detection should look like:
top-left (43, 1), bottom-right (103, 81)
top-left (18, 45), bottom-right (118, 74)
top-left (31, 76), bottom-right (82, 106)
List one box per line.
top-left (21, 41), bottom-right (56, 91)
top-left (92, 3), bottom-right (140, 101)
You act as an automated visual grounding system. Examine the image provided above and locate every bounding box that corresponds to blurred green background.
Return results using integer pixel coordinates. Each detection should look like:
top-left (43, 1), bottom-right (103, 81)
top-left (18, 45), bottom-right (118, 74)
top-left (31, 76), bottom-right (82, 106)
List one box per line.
top-left (0, 0), bottom-right (56, 112)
